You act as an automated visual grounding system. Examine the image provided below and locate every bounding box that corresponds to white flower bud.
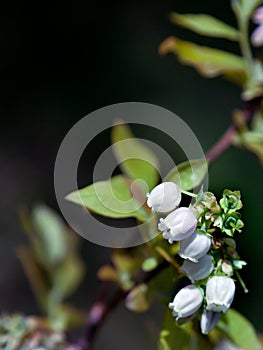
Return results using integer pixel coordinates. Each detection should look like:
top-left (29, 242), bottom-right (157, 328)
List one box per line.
top-left (169, 284), bottom-right (203, 320)
top-left (158, 207), bottom-right (197, 244)
top-left (206, 276), bottom-right (235, 313)
top-left (222, 260), bottom-right (233, 276)
top-left (179, 231), bottom-right (211, 262)
top-left (200, 309), bottom-right (221, 334)
top-left (181, 255), bottom-right (214, 282)
top-left (146, 182), bottom-right (181, 213)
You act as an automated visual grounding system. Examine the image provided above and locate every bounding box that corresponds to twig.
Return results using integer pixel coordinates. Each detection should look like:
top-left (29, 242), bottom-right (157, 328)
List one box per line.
top-left (205, 124), bottom-right (236, 163)
top-left (76, 281), bottom-right (121, 350)
top-left (206, 100), bottom-right (259, 162)
top-left (78, 260), bottom-right (168, 350)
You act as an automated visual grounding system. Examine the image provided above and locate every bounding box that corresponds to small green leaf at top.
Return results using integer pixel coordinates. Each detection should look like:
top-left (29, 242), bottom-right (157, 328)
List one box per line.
top-left (50, 254), bottom-right (85, 304)
top-left (164, 159), bottom-right (208, 191)
top-left (66, 175), bottom-right (149, 221)
top-left (111, 122), bottom-right (159, 191)
top-left (170, 13), bottom-right (240, 41)
top-left (159, 37), bottom-right (246, 85)
top-left (239, 0), bottom-right (263, 19)
top-left (217, 308), bottom-right (261, 350)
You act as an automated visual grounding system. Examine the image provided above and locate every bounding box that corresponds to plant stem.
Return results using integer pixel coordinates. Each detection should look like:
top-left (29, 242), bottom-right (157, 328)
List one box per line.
top-left (232, 1), bottom-right (253, 76)
top-left (238, 16), bottom-right (254, 75)
top-left (206, 101), bottom-right (258, 162)
top-left (235, 270), bottom-right (249, 293)
top-left (181, 189), bottom-right (198, 198)
top-left (79, 261), bottom-right (169, 350)
top-left (205, 124), bottom-right (236, 162)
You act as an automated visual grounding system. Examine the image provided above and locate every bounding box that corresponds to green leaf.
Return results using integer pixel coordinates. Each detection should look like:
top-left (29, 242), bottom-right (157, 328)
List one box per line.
top-left (32, 205), bottom-right (68, 265)
top-left (56, 304), bottom-right (86, 328)
top-left (242, 61), bottom-right (263, 101)
top-left (170, 13), bottom-right (240, 41)
top-left (218, 308), bottom-right (261, 350)
top-left (242, 140), bottom-right (263, 162)
top-left (240, 131), bottom-right (263, 143)
top-left (252, 110), bottom-right (263, 132)
top-left (125, 284), bottom-right (151, 312)
top-left (66, 175), bottom-right (149, 221)
top-left (234, 131), bottom-right (263, 163)
top-left (50, 255), bottom-right (85, 303)
top-left (148, 264), bottom-right (175, 294)
top-left (158, 308), bottom-right (191, 350)
top-left (164, 159), bottom-right (208, 191)
top-left (159, 37), bottom-right (246, 85)
top-left (142, 257), bottom-right (158, 272)
top-left (112, 122), bottom-right (159, 190)
top-left (240, 0), bottom-right (263, 19)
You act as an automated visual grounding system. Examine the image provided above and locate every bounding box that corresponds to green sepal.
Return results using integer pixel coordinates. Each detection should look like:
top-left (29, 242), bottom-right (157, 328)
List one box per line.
top-left (222, 212), bottom-right (244, 236)
top-left (219, 189), bottom-right (243, 213)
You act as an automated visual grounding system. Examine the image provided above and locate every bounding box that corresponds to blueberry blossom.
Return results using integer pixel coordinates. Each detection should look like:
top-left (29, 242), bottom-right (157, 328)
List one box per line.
top-left (181, 254), bottom-right (214, 282)
top-left (206, 276), bottom-right (235, 313)
top-left (158, 207), bottom-right (197, 243)
top-left (251, 6), bottom-right (263, 47)
top-left (179, 231), bottom-right (211, 262)
top-left (200, 309), bottom-right (221, 334)
top-left (146, 182), bottom-right (181, 213)
top-left (169, 284), bottom-right (203, 321)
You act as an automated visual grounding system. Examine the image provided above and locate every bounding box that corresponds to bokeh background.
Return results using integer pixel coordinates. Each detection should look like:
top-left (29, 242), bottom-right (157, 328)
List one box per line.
top-left (1, 0), bottom-right (263, 348)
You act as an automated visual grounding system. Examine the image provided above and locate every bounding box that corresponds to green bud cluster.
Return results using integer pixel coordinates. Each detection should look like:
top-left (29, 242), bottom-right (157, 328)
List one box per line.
top-left (191, 189), bottom-right (247, 289)
top-left (193, 189), bottom-right (244, 237)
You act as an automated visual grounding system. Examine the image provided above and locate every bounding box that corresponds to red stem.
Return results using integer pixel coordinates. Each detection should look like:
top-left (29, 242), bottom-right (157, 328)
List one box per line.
top-left (206, 100), bottom-right (259, 162)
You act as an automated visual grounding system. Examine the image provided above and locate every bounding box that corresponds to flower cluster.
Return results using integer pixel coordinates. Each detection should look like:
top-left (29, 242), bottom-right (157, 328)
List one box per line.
top-left (146, 182), bottom-right (246, 334)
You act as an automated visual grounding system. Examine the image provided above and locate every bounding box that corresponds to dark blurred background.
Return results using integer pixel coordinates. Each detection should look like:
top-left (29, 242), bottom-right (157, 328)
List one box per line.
top-left (1, 0), bottom-right (263, 348)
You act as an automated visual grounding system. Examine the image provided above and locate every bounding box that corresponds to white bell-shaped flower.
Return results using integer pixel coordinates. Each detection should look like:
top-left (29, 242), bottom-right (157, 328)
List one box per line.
top-left (206, 276), bottom-right (235, 313)
top-left (158, 207), bottom-right (197, 243)
top-left (169, 284), bottom-right (203, 320)
top-left (181, 255), bottom-right (214, 282)
top-left (179, 231), bottom-right (211, 262)
top-left (146, 182), bottom-right (181, 213)
top-left (200, 309), bottom-right (221, 334)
